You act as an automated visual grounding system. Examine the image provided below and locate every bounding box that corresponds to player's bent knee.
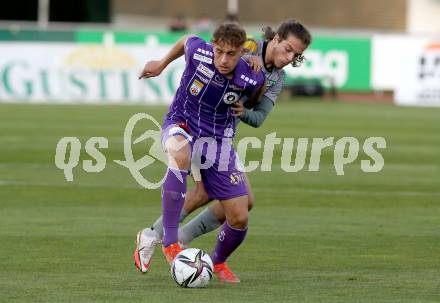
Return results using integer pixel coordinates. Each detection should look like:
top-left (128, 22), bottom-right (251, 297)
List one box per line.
top-left (194, 190), bottom-right (209, 205)
top-left (167, 148), bottom-right (191, 169)
top-left (228, 213), bottom-right (248, 229)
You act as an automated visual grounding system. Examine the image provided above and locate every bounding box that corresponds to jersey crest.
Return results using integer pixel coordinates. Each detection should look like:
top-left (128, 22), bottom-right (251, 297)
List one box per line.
top-left (189, 79), bottom-right (204, 96)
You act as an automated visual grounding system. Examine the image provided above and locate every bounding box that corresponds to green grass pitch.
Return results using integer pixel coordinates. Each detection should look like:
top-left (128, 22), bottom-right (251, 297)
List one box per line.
top-left (0, 100), bottom-right (439, 302)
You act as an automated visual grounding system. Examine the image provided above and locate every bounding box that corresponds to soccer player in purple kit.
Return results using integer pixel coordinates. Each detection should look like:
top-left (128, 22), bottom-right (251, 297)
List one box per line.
top-left (134, 23), bottom-right (266, 282)
top-left (135, 19), bottom-right (312, 282)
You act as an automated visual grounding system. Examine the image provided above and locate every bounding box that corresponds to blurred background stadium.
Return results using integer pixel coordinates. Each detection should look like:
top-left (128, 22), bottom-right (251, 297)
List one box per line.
top-left (1, 1), bottom-right (439, 302)
top-left (0, 0), bottom-right (439, 104)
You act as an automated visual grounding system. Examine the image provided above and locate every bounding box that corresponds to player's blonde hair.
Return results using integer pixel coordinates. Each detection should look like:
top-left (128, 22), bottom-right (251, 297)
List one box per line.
top-left (211, 23), bottom-right (247, 48)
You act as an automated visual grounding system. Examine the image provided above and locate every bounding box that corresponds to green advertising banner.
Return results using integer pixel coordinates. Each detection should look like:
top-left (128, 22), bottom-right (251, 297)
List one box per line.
top-left (76, 31), bottom-right (372, 91)
top-left (76, 30), bottom-right (372, 91)
top-left (286, 36), bottom-right (372, 91)
top-left (0, 30), bottom-right (371, 104)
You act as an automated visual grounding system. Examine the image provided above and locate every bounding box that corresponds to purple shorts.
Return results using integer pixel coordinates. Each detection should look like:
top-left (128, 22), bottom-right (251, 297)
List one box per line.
top-left (161, 119), bottom-right (248, 201)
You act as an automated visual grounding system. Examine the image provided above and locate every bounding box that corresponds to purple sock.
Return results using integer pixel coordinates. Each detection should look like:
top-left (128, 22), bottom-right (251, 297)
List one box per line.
top-left (211, 222), bottom-right (248, 264)
top-left (162, 168), bottom-right (188, 247)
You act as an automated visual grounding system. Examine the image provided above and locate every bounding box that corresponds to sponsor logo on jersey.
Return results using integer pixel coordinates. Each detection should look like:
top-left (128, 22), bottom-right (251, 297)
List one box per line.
top-left (267, 79), bottom-right (276, 87)
top-left (196, 74), bottom-right (209, 84)
top-left (189, 79), bottom-right (204, 96)
top-left (193, 53), bottom-right (212, 64)
top-left (223, 91), bottom-right (239, 104)
top-left (196, 63), bottom-right (214, 79)
top-left (228, 83), bottom-right (243, 91)
top-left (197, 48), bottom-right (213, 57)
top-left (212, 74), bottom-right (225, 88)
top-left (240, 74), bottom-right (257, 85)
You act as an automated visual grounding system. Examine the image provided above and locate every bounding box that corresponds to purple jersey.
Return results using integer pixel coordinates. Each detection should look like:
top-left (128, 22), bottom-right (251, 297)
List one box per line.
top-left (165, 36), bottom-right (265, 141)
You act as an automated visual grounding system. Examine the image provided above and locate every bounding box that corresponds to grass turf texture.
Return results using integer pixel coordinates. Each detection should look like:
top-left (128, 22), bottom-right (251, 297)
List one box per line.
top-left (0, 100), bottom-right (439, 302)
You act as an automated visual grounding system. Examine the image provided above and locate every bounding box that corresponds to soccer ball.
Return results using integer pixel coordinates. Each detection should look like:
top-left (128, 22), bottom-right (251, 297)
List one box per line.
top-left (171, 248), bottom-right (214, 288)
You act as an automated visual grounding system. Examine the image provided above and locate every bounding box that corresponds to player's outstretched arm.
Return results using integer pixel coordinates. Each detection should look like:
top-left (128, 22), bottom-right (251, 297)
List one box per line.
top-left (138, 35), bottom-right (192, 79)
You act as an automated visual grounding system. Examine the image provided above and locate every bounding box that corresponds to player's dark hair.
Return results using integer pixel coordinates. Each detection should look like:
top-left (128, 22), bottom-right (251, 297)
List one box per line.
top-left (212, 23), bottom-right (247, 48)
top-left (262, 19), bottom-right (312, 67)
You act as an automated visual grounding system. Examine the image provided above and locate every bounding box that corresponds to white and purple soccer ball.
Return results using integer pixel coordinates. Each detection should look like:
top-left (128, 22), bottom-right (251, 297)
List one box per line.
top-left (171, 248), bottom-right (214, 288)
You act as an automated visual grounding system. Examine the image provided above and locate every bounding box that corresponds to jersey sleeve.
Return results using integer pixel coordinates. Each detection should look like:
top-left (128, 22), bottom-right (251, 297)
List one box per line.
top-left (263, 69), bottom-right (286, 104)
top-left (184, 36), bottom-right (206, 64)
top-left (241, 69), bottom-right (266, 108)
top-left (255, 69), bottom-right (267, 94)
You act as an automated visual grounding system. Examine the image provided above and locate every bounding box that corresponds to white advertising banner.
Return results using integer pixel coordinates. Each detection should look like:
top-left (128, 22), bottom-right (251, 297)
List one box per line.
top-left (395, 43), bottom-right (440, 107)
top-left (371, 35), bottom-right (427, 91)
top-left (0, 42), bottom-right (185, 104)
top-left (372, 35), bottom-right (440, 107)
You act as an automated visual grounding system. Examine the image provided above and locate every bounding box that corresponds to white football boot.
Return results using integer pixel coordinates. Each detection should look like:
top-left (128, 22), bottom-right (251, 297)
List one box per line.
top-left (133, 228), bottom-right (161, 273)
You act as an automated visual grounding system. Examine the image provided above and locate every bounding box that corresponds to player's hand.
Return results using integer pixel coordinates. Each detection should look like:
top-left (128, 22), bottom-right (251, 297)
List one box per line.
top-left (138, 60), bottom-right (164, 79)
top-left (231, 102), bottom-right (245, 117)
top-left (243, 55), bottom-right (263, 73)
